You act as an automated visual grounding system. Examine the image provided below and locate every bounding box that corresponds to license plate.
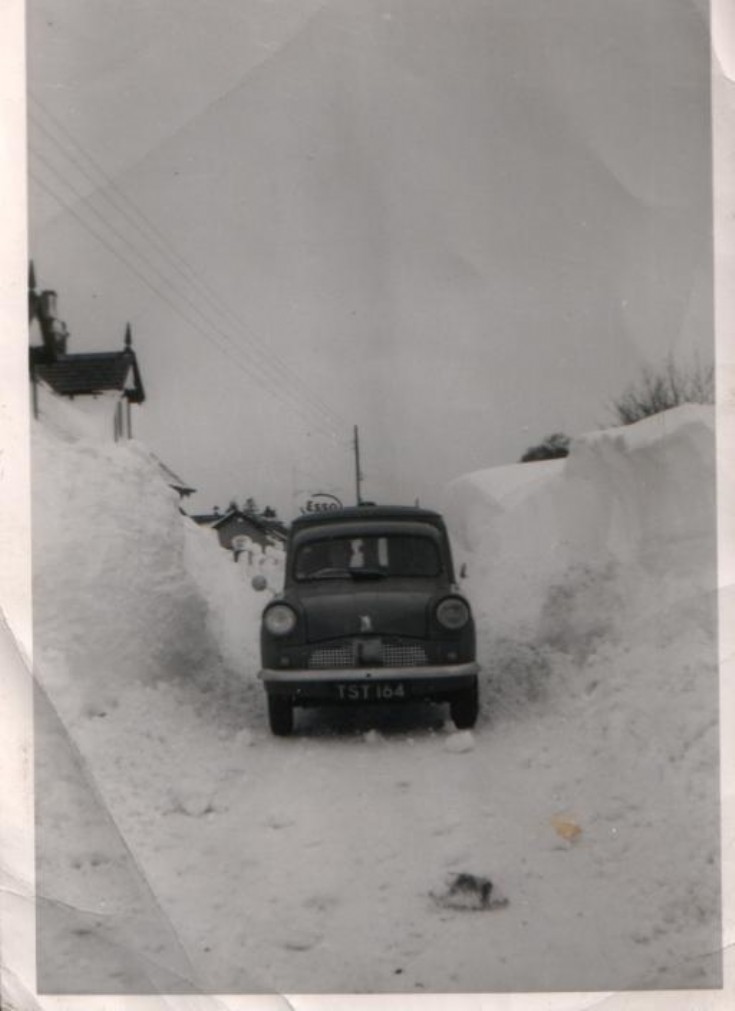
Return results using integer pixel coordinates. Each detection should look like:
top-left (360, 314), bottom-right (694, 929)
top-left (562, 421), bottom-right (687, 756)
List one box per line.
top-left (335, 682), bottom-right (407, 702)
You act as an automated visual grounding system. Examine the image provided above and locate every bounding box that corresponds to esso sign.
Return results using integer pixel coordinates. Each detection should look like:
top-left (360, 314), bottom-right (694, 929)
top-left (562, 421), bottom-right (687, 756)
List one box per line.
top-left (301, 493), bottom-right (343, 515)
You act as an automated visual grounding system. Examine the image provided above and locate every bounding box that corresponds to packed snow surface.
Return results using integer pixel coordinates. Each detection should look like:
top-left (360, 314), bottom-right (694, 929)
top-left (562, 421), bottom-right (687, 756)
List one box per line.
top-left (32, 404), bottom-right (720, 994)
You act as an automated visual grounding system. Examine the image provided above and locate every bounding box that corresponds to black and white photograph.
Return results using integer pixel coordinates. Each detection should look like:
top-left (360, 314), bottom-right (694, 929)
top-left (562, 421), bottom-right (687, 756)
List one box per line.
top-left (1, 0), bottom-right (734, 1004)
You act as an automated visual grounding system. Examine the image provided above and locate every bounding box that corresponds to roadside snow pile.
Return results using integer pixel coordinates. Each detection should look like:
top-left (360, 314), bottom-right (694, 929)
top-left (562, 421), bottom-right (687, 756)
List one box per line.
top-left (445, 404), bottom-right (717, 703)
top-left (446, 404), bottom-right (716, 642)
top-left (32, 421), bottom-right (270, 724)
top-left (182, 521), bottom-right (281, 675)
top-left (445, 405), bottom-right (718, 767)
top-left (32, 414), bottom-right (282, 991)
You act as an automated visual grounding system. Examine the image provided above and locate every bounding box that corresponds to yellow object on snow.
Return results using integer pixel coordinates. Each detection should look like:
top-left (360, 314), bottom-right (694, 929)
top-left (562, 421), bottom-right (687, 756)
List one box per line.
top-left (551, 815), bottom-right (583, 843)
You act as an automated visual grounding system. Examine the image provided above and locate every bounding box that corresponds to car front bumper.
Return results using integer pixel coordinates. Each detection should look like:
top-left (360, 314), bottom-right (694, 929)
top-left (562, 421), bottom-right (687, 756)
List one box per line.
top-left (258, 661), bottom-right (479, 703)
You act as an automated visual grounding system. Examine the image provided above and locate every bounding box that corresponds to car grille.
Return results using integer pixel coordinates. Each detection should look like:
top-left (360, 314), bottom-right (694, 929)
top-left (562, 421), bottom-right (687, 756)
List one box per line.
top-left (309, 645), bottom-right (355, 669)
top-left (308, 641), bottom-right (428, 669)
top-left (381, 644), bottom-right (428, 666)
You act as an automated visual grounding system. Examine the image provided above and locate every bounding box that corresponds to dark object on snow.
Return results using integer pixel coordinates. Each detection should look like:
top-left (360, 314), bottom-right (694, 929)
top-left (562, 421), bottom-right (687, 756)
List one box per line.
top-left (448, 872), bottom-right (492, 907)
top-left (520, 432), bottom-right (570, 462)
top-left (431, 872), bottom-right (509, 911)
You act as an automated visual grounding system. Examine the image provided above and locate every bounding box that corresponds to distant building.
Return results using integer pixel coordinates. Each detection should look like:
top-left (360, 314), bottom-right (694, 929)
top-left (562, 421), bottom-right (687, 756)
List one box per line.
top-left (29, 263), bottom-right (145, 441)
top-left (191, 506), bottom-right (276, 552)
top-left (28, 263), bottom-right (196, 501)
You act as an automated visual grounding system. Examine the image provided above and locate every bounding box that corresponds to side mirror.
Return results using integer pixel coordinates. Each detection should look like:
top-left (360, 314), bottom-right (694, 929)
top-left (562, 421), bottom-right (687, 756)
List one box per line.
top-left (459, 563), bottom-right (468, 579)
top-left (251, 574), bottom-right (268, 592)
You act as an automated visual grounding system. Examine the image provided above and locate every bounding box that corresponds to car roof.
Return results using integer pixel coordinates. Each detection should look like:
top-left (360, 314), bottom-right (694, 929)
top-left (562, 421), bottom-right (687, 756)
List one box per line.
top-left (291, 505), bottom-right (445, 529)
top-left (292, 520), bottom-right (445, 547)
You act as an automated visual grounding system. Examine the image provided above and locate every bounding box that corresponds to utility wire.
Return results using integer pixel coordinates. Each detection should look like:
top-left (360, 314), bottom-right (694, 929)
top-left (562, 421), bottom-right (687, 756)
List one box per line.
top-left (28, 97), bottom-right (349, 437)
top-left (29, 111), bottom-right (348, 436)
top-left (30, 163), bottom-right (344, 443)
top-left (29, 145), bottom-right (344, 441)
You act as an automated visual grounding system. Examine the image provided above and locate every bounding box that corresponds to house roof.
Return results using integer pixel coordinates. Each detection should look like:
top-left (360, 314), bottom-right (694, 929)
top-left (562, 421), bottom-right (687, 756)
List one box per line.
top-left (191, 507), bottom-right (273, 532)
top-left (33, 350), bottom-right (145, 403)
top-left (260, 517), bottom-right (288, 539)
top-left (190, 512), bottom-right (222, 526)
top-left (191, 507), bottom-right (291, 542)
top-left (149, 454), bottom-right (196, 497)
top-left (211, 509), bottom-right (268, 532)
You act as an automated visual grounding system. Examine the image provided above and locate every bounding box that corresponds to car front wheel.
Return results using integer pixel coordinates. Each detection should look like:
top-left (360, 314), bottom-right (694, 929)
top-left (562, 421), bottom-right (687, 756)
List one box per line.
top-left (267, 695), bottom-right (294, 736)
top-left (450, 681), bottom-right (479, 729)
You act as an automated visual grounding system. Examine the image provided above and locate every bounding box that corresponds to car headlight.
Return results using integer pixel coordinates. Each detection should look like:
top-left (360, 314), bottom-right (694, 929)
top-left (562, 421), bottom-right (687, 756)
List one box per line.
top-left (264, 604), bottom-right (297, 637)
top-left (436, 596), bottom-right (470, 630)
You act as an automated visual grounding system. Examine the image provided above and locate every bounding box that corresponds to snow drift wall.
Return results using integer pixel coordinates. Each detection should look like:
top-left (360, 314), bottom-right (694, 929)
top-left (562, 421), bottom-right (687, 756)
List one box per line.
top-left (32, 423), bottom-right (269, 721)
top-left (31, 408), bottom-right (290, 992)
top-left (444, 404), bottom-right (717, 650)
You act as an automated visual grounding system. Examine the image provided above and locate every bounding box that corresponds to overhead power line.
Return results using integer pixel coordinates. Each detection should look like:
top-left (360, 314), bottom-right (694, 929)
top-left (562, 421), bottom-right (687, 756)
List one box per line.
top-left (30, 164), bottom-right (345, 443)
top-left (28, 95), bottom-right (350, 440)
top-left (29, 102), bottom-right (346, 434)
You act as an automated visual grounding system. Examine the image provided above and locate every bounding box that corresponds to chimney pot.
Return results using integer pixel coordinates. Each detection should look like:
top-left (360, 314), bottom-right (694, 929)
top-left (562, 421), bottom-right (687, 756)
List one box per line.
top-left (40, 290), bottom-right (58, 320)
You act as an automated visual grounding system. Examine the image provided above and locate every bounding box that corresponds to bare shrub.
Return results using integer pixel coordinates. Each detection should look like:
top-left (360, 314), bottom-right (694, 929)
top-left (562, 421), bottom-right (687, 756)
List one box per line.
top-left (612, 354), bottom-right (714, 426)
top-left (520, 432), bottom-right (570, 462)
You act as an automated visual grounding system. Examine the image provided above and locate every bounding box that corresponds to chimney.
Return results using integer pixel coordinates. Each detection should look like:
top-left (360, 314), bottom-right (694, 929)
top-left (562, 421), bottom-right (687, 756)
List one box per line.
top-left (52, 320), bottom-right (69, 356)
top-left (39, 290), bottom-right (58, 321)
top-left (38, 291), bottom-right (59, 357)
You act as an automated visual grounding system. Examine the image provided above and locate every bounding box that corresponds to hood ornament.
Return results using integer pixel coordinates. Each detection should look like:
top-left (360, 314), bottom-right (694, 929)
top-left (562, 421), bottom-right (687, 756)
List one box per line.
top-left (359, 614), bottom-right (373, 633)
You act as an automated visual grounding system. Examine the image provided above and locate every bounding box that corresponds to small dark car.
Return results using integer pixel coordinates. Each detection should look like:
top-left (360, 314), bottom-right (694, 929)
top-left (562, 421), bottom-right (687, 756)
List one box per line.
top-left (256, 505), bottom-right (479, 736)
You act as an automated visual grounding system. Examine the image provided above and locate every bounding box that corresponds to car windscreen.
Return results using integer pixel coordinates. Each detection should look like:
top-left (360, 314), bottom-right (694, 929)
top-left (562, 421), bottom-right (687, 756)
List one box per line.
top-left (294, 534), bottom-right (442, 581)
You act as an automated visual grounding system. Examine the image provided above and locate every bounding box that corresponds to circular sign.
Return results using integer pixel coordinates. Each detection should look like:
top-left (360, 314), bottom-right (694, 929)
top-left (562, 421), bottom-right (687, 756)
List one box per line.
top-left (300, 492), bottom-right (343, 515)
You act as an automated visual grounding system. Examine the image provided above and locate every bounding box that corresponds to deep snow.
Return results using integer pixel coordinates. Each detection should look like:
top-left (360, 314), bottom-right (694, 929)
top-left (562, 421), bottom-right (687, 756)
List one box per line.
top-left (31, 401), bottom-right (720, 995)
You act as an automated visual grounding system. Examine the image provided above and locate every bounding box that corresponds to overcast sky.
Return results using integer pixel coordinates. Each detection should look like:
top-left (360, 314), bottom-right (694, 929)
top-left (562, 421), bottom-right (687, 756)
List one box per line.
top-left (27, 0), bottom-right (713, 518)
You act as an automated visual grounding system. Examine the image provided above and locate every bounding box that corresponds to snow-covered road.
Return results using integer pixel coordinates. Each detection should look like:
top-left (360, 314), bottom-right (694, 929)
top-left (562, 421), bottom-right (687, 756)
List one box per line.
top-left (106, 698), bottom-right (718, 995)
top-left (36, 627), bottom-right (719, 995)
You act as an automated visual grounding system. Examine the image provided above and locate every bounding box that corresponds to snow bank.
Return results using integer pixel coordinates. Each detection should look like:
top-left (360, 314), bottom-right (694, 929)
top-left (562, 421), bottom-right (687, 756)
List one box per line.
top-left (31, 410), bottom-right (281, 990)
top-left (32, 421), bottom-right (271, 723)
top-left (34, 380), bottom-right (121, 444)
top-left (445, 404), bottom-right (716, 648)
top-left (182, 520), bottom-right (281, 676)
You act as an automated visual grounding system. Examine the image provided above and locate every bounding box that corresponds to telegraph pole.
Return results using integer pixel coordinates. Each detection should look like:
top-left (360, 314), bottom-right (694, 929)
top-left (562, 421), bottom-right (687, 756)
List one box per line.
top-left (353, 425), bottom-right (363, 505)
